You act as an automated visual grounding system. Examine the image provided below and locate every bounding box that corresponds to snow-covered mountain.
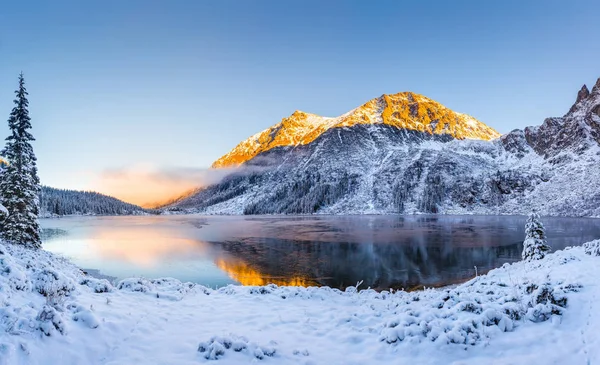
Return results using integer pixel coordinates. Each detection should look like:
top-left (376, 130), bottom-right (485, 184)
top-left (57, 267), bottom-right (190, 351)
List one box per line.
top-left (169, 79), bottom-right (600, 216)
top-left (212, 92), bottom-right (500, 168)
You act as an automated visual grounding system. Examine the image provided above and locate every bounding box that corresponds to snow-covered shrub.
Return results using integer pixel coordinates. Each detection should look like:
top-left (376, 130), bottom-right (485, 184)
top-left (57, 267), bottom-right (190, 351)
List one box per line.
top-left (583, 239), bottom-right (600, 256)
top-left (33, 268), bottom-right (76, 305)
top-left (150, 277), bottom-right (195, 294)
top-left (80, 277), bottom-right (113, 293)
top-left (197, 335), bottom-right (277, 360)
top-left (36, 305), bottom-right (66, 336)
top-left (116, 278), bottom-right (153, 292)
top-left (68, 304), bottom-right (99, 329)
top-left (522, 212), bottom-right (550, 261)
top-left (379, 264), bottom-right (577, 347)
top-left (116, 277), bottom-right (203, 300)
top-left (217, 286), bottom-right (237, 295)
top-left (199, 339), bottom-right (226, 360)
top-left (249, 285), bottom-right (275, 295)
top-left (525, 283), bottom-right (567, 322)
top-left (292, 349), bottom-right (310, 357)
top-left (0, 301), bottom-right (39, 336)
top-left (0, 250), bottom-right (30, 291)
top-left (150, 277), bottom-right (179, 286)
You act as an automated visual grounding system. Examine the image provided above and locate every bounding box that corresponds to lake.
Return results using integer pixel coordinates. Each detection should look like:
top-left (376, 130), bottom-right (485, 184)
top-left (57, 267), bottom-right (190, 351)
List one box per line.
top-left (40, 215), bottom-right (600, 290)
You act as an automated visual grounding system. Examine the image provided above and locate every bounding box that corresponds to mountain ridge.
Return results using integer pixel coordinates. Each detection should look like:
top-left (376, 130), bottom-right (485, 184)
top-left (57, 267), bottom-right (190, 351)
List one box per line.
top-left (212, 92), bottom-right (500, 168)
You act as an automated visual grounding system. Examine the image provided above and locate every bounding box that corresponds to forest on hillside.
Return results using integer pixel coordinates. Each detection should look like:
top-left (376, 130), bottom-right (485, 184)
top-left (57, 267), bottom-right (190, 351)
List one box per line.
top-left (39, 186), bottom-right (144, 217)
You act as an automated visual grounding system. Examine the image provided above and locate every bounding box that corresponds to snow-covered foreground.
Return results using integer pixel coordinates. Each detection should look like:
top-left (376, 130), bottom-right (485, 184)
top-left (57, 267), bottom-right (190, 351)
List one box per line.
top-left (1, 241), bottom-right (600, 365)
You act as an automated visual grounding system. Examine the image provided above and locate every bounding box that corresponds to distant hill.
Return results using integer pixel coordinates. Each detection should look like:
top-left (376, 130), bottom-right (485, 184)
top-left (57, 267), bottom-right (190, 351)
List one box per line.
top-left (39, 186), bottom-right (145, 217)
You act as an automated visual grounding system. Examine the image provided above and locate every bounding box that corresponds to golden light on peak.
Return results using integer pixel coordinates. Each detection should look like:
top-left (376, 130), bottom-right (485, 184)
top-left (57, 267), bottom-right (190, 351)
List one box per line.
top-left (212, 92), bottom-right (500, 168)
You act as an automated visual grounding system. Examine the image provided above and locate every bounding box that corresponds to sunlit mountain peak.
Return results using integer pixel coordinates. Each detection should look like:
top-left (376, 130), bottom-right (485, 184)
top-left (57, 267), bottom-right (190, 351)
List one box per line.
top-left (212, 92), bottom-right (500, 168)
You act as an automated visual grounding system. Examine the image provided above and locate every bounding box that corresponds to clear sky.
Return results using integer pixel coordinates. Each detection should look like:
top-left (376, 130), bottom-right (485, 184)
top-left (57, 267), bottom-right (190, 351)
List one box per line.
top-left (1, 0), bottom-right (599, 205)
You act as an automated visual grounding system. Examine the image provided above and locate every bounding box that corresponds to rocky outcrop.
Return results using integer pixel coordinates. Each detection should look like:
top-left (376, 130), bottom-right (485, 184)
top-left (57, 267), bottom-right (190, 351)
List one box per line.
top-left (520, 78), bottom-right (600, 158)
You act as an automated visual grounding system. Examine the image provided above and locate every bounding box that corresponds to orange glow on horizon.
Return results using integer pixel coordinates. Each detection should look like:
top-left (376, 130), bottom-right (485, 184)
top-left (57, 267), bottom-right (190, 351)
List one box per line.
top-left (96, 178), bottom-right (196, 208)
top-left (89, 165), bottom-right (230, 208)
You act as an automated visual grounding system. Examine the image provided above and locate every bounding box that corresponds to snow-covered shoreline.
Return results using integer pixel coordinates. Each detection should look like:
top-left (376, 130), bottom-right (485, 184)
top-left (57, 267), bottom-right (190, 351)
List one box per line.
top-left (1, 241), bottom-right (600, 364)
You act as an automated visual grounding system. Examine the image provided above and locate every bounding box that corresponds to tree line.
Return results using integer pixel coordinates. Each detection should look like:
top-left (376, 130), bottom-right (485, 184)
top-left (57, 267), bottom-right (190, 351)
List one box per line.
top-left (39, 186), bottom-right (143, 216)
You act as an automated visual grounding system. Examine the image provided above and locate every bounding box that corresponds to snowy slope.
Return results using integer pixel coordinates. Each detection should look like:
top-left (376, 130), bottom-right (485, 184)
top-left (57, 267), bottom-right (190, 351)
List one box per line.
top-left (2, 240), bottom-right (600, 364)
top-left (170, 78), bottom-right (600, 217)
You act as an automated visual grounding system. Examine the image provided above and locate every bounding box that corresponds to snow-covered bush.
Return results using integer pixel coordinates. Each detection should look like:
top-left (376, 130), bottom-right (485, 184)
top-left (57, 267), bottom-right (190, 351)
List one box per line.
top-left (522, 212), bottom-right (551, 261)
top-left (249, 284), bottom-right (276, 295)
top-left (0, 302), bottom-right (38, 336)
top-left (197, 335), bottom-right (277, 360)
top-left (583, 239), bottom-right (600, 256)
top-left (378, 252), bottom-right (581, 347)
top-left (36, 305), bottom-right (66, 336)
top-left (0, 248), bottom-right (30, 291)
top-left (0, 242), bottom-right (111, 341)
top-left (33, 268), bottom-right (76, 306)
top-left (80, 277), bottom-right (113, 293)
top-left (116, 277), bottom-right (200, 300)
top-left (116, 277), bottom-right (153, 292)
top-left (68, 304), bottom-right (100, 329)
top-left (525, 283), bottom-right (569, 322)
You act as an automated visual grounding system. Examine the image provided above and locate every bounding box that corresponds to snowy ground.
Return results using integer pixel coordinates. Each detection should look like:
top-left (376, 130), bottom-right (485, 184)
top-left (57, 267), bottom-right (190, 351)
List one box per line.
top-left (1, 241), bottom-right (600, 365)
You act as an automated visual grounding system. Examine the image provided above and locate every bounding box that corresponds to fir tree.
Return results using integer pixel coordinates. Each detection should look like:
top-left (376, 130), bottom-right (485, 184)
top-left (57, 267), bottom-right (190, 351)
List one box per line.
top-left (521, 212), bottom-right (550, 261)
top-left (0, 73), bottom-right (41, 248)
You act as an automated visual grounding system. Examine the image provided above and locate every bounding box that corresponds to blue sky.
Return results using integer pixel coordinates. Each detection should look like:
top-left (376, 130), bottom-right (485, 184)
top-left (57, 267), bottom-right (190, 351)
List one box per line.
top-left (1, 0), bottom-right (599, 201)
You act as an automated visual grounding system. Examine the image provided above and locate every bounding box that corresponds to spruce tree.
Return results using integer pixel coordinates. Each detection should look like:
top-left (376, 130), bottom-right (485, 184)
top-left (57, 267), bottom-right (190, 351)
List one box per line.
top-left (0, 73), bottom-right (41, 248)
top-left (521, 212), bottom-right (550, 261)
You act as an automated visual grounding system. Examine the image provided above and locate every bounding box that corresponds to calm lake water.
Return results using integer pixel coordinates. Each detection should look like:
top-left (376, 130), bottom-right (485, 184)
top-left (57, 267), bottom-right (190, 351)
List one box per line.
top-left (40, 215), bottom-right (600, 290)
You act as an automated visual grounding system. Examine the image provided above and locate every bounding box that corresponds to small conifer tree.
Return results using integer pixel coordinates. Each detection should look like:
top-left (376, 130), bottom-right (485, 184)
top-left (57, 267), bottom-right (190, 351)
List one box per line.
top-left (521, 212), bottom-right (550, 261)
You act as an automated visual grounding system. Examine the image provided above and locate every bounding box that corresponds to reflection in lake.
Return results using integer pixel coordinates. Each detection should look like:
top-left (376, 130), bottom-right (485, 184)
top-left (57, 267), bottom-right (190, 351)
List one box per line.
top-left (41, 216), bottom-right (235, 287)
top-left (214, 238), bottom-right (521, 290)
top-left (40, 215), bottom-right (600, 290)
top-left (215, 258), bottom-right (317, 287)
top-left (90, 228), bottom-right (209, 267)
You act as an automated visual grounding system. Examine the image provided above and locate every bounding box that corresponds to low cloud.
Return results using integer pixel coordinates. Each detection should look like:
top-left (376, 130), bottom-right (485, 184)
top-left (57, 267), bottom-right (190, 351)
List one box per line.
top-left (92, 165), bottom-right (234, 208)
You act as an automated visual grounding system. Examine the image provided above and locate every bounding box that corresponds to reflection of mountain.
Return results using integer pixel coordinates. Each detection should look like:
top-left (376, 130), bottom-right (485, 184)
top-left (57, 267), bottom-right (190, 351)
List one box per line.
top-left (213, 238), bottom-right (521, 290)
top-left (209, 215), bottom-right (600, 290)
top-left (215, 258), bottom-right (317, 287)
